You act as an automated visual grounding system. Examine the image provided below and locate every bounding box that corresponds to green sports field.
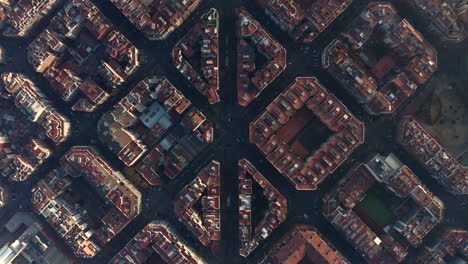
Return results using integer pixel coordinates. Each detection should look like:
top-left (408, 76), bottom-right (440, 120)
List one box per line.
top-left (358, 185), bottom-right (398, 226)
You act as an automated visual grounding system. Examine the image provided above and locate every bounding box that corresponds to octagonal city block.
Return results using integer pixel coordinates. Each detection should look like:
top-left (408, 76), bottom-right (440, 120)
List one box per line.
top-left (250, 77), bottom-right (365, 190)
top-left (109, 0), bottom-right (202, 40)
top-left (0, 0), bottom-right (61, 37)
top-left (398, 116), bottom-right (468, 195)
top-left (28, 0), bottom-right (140, 112)
top-left (0, 73), bottom-right (70, 181)
top-left (263, 0), bottom-right (353, 43)
top-left (406, 0), bottom-right (467, 43)
top-left (260, 224), bottom-right (351, 264)
top-left (109, 221), bottom-right (204, 264)
top-left (32, 146), bottom-right (142, 258)
top-left (413, 228), bottom-right (468, 263)
top-left (323, 2), bottom-right (437, 115)
top-left (98, 76), bottom-right (214, 184)
top-left (322, 153), bottom-right (445, 263)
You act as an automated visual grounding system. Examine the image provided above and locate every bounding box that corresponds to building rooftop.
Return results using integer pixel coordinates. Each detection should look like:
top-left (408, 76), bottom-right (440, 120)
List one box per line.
top-left (32, 146), bottom-right (142, 258)
top-left (0, 183), bottom-right (9, 208)
top-left (0, 73), bottom-right (69, 181)
top-left (265, 0), bottom-right (353, 43)
top-left (174, 160), bottom-right (221, 250)
top-left (238, 159), bottom-right (287, 257)
top-left (250, 77), bottom-right (364, 190)
top-left (0, 212), bottom-right (76, 264)
top-left (367, 153), bottom-right (445, 247)
top-left (414, 228), bottom-right (468, 264)
top-left (322, 164), bottom-right (407, 264)
top-left (407, 0), bottom-right (467, 42)
top-left (323, 2), bottom-right (437, 115)
top-left (0, 212), bottom-right (74, 264)
top-left (0, 127), bottom-right (52, 182)
top-left (173, 8), bottom-right (220, 104)
top-left (108, 221), bottom-right (204, 264)
top-left (99, 76), bottom-right (214, 182)
top-left (322, 153), bottom-right (445, 263)
top-left (0, 0), bottom-right (60, 37)
top-left (27, 0), bottom-right (140, 112)
top-left (236, 8), bottom-right (287, 107)
top-left (61, 146), bottom-right (142, 219)
top-left (109, 0), bottom-right (202, 40)
top-left (0, 45), bottom-right (6, 64)
top-left (261, 224), bottom-right (350, 264)
top-left (398, 116), bottom-right (468, 195)
top-left (1, 73), bottom-right (71, 144)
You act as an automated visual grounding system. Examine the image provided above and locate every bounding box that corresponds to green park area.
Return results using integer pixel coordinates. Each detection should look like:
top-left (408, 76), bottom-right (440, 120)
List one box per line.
top-left (463, 157), bottom-right (468, 167)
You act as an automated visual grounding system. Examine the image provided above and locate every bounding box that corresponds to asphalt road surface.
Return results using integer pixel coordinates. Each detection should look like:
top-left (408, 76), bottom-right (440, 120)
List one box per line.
top-left (0, 0), bottom-right (467, 263)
